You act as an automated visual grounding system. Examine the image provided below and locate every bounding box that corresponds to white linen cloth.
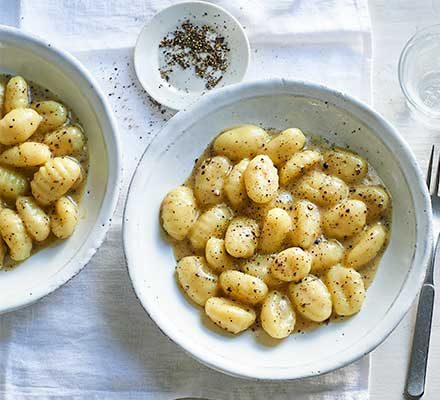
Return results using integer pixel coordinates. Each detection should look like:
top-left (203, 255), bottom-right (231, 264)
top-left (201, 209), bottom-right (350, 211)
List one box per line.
top-left (0, 1), bottom-right (372, 399)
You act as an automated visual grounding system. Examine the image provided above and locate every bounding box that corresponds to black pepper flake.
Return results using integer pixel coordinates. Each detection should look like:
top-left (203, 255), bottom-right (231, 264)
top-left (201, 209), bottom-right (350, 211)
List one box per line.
top-left (158, 20), bottom-right (230, 90)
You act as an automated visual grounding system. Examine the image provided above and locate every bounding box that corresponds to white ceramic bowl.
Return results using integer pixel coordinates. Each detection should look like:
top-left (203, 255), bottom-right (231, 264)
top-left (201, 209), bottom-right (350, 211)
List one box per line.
top-left (134, 1), bottom-right (250, 110)
top-left (124, 79), bottom-right (432, 380)
top-left (0, 26), bottom-right (121, 313)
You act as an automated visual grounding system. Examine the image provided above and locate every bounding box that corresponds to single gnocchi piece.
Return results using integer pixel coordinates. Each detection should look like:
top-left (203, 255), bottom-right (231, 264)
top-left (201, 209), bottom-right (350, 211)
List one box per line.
top-left (259, 208), bottom-right (292, 253)
top-left (205, 297), bottom-right (256, 334)
top-left (0, 165), bottom-right (29, 201)
top-left (219, 270), bottom-right (268, 304)
top-left (288, 275), bottom-right (332, 322)
top-left (205, 237), bottom-right (236, 272)
top-left (4, 76), bottom-right (29, 113)
top-left (224, 216), bottom-right (259, 258)
top-left (44, 126), bottom-right (85, 156)
top-left (322, 199), bottom-right (367, 239)
top-left (176, 256), bottom-right (218, 306)
top-left (161, 186), bottom-right (198, 241)
top-left (194, 156), bottom-right (232, 206)
top-left (324, 149), bottom-right (368, 183)
top-left (350, 185), bottom-right (390, 222)
top-left (0, 142), bottom-right (51, 167)
top-left (189, 204), bottom-right (233, 250)
top-left (16, 196), bottom-right (50, 241)
top-left (213, 125), bottom-right (269, 161)
top-left (289, 200), bottom-right (320, 249)
top-left (30, 157), bottom-right (82, 205)
top-left (344, 223), bottom-right (387, 269)
top-left (0, 208), bottom-right (32, 261)
top-left (224, 159), bottom-right (249, 209)
top-left (32, 100), bottom-right (68, 133)
top-left (241, 254), bottom-right (283, 288)
top-left (326, 265), bottom-right (366, 316)
top-left (271, 247), bottom-right (312, 282)
top-left (263, 128), bottom-right (306, 166)
top-left (261, 290), bottom-right (296, 339)
top-left (50, 196), bottom-right (79, 239)
top-left (279, 150), bottom-right (322, 185)
top-left (244, 155), bottom-right (279, 203)
top-left (294, 171), bottom-right (349, 207)
top-left (309, 238), bottom-right (344, 273)
top-left (0, 108), bottom-right (43, 145)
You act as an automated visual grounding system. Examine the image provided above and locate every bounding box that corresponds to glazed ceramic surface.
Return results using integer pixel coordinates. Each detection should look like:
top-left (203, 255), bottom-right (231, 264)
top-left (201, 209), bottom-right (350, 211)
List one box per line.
top-left (0, 25), bottom-right (121, 313)
top-left (124, 79), bottom-right (431, 380)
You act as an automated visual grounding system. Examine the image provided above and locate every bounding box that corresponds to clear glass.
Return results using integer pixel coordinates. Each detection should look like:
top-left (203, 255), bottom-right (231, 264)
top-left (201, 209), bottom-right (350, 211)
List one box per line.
top-left (399, 24), bottom-right (440, 126)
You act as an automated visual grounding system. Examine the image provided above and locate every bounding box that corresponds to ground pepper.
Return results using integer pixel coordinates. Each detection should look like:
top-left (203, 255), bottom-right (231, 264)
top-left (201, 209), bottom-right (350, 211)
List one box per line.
top-left (159, 20), bottom-right (230, 90)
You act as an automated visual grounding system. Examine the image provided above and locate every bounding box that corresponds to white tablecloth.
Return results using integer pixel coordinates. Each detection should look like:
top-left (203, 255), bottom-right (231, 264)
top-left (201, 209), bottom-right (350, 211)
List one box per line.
top-left (0, 1), bottom-right (372, 398)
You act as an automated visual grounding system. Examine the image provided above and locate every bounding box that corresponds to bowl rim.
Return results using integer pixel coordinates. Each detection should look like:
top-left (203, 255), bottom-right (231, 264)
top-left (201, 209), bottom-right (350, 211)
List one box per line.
top-left (0, 24), bottom-right (122, 314)
top-left (133, 0), bottom-right (251, 110)
top-left (123, 78), bottom-right (432, 380)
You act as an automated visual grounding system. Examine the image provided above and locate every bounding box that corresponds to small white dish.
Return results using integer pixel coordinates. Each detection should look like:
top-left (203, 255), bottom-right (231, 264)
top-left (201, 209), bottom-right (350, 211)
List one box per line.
top-left (124, 79), bottom-right (432, 380)
top-left (134, 1), bottom-right (250, 110)
top-left (0, 26), bottom-right (121, 314)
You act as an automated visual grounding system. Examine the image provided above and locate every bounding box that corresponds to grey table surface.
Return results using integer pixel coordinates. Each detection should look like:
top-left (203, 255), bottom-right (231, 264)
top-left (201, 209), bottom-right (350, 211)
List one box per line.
top-left (369, 0), bottom-right (439, 399)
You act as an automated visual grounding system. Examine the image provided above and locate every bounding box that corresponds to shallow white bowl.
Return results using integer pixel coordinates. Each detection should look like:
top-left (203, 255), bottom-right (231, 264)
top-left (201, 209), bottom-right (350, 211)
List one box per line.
top-left (134, 1), bottom-right (250, 110)
top-left (0, 26), bottom-right (121, 313)
top-left (124, 79), bottom-right (432, 380)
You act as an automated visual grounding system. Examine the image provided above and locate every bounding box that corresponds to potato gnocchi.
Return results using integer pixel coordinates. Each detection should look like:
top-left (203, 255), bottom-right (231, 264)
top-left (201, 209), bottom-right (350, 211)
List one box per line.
top-left (0, 75), bottom-right (88, 268)
top-left (161, 124), bottom-right (392, 340)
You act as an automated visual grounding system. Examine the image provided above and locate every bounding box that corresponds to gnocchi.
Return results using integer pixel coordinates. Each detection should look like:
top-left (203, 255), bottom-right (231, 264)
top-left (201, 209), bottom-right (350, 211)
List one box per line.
top-left (259, 208), bottom-right (291, 253)
top-left (326, 265), bottom-right (366, 316)
top-left (31, 157), bottom-right (82, 205)
top-left (205, 297), bottom-right (256, 334)
top-left (0, 142), bottom-right (51, 167)
top-left (349, 185), bottom-right (390, 222)
top-left (32, 100), bottom-right (68, 133)
top-left (322, 199), bottom-right (367, 239)
top-left (0, 74), bottom-right (89, 267)
top-left (271, 247), bottom-right (312, 282)
top-left (194, 156), bottom-right (232, 206)
top-left (261, 290), bottom-right (296, 339)
top-left (205, 237), bottom-right (236, 272)
top-left (44, 125), bottom-right (85, 156)
top-left (16, 196), bottom-right (50, 241)
top-left (0, 108), bottom-right (43, 145)
top-left (294, 170), bottom-right (349, 207)
top-left (213, 125), bottom-right (269, 161)
top-left (279, 150), bottom-right (322, 185)
top-left (161, 124), bottom-right (391, 339)
top-left (0, 208), bottom-right (32, 261)
top-left (324, 149), bottom-right (368, 183)
top-left (189, 204), bottom-right (233, 250)
top-left (224, 159), bottom-right (249, 209)
top-left (176, 256), bottom-right (218, 306)
top-left (50, 196), bottom-right (79, 239)
top-left (289, 275), bottom-right (332, 322)
top-left (344, 223), bottom-right (387, 269)
top-left (224, 217), bottom-right (259, 258)
top-left (263, 128), bottom-right (305, 166)
top-left (219, 270), bottom-right (268, 304)
top-left (244, 155), bottom-right (279, 203)
top-left (161, 186), bottom-right (198, 240)
top-left (289, 200), bottom-right (320, 249)
top-left (3, 76), bottom-right (29, 113)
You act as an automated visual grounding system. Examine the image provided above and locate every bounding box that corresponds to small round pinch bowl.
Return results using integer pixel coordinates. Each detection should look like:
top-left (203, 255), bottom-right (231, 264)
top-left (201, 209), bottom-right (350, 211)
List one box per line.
top-left (0, 26), bottom-right (121, 313)
top-left (124, 79), bottom-right (431, 380)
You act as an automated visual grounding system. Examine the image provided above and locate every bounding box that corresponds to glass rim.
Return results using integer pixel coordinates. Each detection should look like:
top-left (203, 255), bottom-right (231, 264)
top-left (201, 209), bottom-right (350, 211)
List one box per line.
top-left (398, 24), bottom-right (440, 119)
